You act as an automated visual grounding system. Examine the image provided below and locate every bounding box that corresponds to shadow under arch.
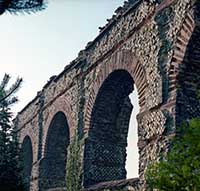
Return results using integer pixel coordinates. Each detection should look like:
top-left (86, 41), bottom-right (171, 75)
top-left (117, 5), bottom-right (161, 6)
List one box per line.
top-left (39, 111), bottom-right (70, 190)
top-left (83, 69), bottom-right (138, 187)
top-left (21, 135), bottom-right (33, 191)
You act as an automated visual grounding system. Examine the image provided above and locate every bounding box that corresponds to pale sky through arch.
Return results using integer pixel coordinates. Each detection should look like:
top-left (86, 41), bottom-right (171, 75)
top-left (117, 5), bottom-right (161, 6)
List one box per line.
top-left (0, 0), bottom-right (139, 178)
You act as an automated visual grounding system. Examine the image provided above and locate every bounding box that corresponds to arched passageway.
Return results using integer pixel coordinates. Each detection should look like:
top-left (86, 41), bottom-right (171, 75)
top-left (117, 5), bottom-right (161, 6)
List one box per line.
top-left (21, 136), bottom-right (33, 191)
top-left (84, 69), bottom-right (139, 187)
top-left (39, 111), bottom-right (70, 190)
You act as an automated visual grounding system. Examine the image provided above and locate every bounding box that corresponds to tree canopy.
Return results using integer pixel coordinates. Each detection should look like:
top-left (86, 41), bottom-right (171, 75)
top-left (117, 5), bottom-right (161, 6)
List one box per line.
top-left (146, 118), bottom-right (200, 191)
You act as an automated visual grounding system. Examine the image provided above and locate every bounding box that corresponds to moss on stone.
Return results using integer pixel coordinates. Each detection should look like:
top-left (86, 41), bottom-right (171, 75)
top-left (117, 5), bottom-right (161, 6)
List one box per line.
top-left (155, 5), bottom-right (175, 103)
top-left (66, 134), bottom-right (83, 191)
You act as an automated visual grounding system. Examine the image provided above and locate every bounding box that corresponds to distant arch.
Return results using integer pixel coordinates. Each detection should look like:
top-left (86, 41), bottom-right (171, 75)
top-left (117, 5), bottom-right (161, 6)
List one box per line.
top-left (42, 95), bottom-right (75, 156)
top-left (21, 135), bottom-right (33, 191)
top-left (39, 111), bottom-right (70, 190)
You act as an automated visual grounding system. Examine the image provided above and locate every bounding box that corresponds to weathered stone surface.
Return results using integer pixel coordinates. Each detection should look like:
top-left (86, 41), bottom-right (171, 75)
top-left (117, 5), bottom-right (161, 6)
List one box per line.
top-left (15, 0), bottom-right (200, 190)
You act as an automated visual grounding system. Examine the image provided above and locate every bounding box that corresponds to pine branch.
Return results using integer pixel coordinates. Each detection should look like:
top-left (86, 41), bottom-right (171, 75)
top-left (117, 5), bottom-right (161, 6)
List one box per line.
top-left (6, 97), bottom-right (18, 106)
top-left (0, 77), bottom-right (22, 104)
top-left (0, 74), bottom-right (10, 90)
top-left (0, 0), bottom-right (47, 15)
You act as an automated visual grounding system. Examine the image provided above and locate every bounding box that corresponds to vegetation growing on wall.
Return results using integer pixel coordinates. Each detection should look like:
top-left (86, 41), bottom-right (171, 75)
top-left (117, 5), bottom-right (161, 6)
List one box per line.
top-left (146, 118), bottom-right (200, 191)
top-left (66, 134), bottom-right (83, 191)
top-left (155, 5), bottom-right (174, 103)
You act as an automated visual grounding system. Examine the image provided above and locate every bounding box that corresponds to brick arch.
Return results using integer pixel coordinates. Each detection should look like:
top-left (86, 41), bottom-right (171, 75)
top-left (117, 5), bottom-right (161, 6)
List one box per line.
top-left (174, 7), bottom-right (200, 125)
top-left (168, 11), bottom-right (195, 101)
top-left (39, 111), bottom-right (70, 190)
top-left (21, 135), bottom-right (33, 191)
top-left (42, 95), bottom-right (75, 157)
top-left (166, 7), bottom-right (200, 124)
top-left (84, 69), bottom-right (136, 187)
top-left (44, 111), bottom-right (70, 158)
top-left (19, 127), bottom-right (37, 163)
top-left (84, 50), bottom-right (148, 133)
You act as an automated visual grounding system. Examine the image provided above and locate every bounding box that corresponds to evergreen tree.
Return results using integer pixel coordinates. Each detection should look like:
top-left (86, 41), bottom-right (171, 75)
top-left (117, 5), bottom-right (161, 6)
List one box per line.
top-left (0, 74), bottom-right (24, 191)
top-left (146, 118), bottom-right (200, 191)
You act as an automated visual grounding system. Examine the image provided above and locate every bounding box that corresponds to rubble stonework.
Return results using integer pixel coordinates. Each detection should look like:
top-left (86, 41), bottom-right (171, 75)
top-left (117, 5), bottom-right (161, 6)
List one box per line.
top-left (15, 0), bottom-right (200, 190)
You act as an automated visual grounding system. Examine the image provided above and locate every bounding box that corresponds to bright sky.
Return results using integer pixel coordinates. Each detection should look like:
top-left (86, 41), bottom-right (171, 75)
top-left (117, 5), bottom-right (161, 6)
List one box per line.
top-left (0, 0), bottom-right (139, 178)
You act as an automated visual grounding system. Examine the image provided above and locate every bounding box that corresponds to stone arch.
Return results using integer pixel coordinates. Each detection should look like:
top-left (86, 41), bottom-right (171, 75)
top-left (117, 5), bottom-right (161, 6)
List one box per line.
top-left (39, 111), bottom-right (70, 190)
top-left (167, 7), bottom-right (200, 125)
top-left (84, 50), bottom-right (147, 133)
top-left (83, 50), bottom-right (148, 187)
top-left (42, 95), bottom-right (75, 157)
top-left (21, 135), bottom-right (33, 191)
top-left (175, 13), bottom-right (200, 124)
top-left (168, 11), bottom-right (195, 102)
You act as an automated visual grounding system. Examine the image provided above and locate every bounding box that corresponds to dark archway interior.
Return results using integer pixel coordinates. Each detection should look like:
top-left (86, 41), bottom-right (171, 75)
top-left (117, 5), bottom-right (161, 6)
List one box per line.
top-left (176, 25), bottom-right (200, 125)
top-left (21, 136), bottom-right (33, 191)
top-left (39, 112), bottom-right (70, 190)
top-left (84, 69), bottom-right (134, 187)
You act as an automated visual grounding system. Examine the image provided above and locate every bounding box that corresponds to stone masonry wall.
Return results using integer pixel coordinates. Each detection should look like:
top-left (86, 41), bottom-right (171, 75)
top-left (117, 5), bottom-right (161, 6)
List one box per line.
top-left (15, 0), bottom-right (200, 190)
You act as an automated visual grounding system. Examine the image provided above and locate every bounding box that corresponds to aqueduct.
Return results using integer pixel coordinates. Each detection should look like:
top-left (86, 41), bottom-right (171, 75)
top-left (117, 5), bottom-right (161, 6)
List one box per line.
top-left (15, 0), bottom-right (200, 190)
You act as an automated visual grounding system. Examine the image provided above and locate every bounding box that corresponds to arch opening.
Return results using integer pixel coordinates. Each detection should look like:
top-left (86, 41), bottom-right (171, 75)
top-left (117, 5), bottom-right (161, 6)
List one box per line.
top-left (126, 88), bottom-right (139, 178)
top-left (84, 69), bottom-right (140, 187)
top-left (39, 111), bottom-right (70, 190)
top-left (21, 136), bottom-right (33, 191)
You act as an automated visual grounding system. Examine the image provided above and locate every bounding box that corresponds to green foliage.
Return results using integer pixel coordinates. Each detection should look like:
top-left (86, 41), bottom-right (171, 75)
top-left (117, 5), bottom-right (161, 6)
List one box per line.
top-left (146, 118), bottom-right (200, 191)
top-left (0, 74), bottom-right (25, 191)
top-left (0, 0), bottom-right (46, 15)
top-left (66, 135), bottom-right (83, 191)
top-left (0, 74), bottom-right (22, 105)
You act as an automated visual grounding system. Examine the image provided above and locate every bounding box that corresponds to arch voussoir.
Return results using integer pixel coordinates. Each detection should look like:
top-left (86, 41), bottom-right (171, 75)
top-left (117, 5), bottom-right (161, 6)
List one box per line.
top-left (84, 50), bottom-right (148, 134)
